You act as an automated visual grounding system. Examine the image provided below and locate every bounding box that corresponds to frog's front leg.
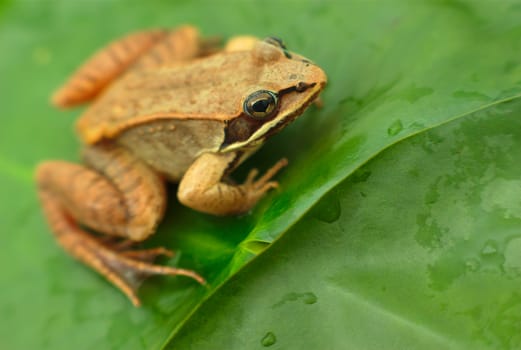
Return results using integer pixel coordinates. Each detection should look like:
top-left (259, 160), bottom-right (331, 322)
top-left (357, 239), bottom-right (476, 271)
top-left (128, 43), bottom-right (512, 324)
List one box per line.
top-left (178, 152), bottom-right (288, 215)
top-left (36, 143), bottom-right (205, 306)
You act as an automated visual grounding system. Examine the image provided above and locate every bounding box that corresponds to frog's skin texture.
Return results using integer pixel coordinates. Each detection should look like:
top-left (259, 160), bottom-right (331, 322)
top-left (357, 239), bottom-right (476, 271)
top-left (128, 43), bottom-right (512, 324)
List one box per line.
top-left (36, 26), bottom-right (327, 306)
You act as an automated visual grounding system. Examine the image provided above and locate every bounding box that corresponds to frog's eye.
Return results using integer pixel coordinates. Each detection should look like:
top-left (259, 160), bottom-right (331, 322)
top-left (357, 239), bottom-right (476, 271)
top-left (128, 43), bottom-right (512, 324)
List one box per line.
top-left (243, 90), bottom-right (279, 119)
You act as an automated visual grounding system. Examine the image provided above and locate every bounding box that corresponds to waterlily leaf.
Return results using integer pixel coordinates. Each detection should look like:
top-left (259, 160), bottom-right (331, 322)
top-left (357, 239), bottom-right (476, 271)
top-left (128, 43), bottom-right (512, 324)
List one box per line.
top-left (1, 0), bottom-right (521, 349)
top-left (169, 97), bottom-right (521, 350)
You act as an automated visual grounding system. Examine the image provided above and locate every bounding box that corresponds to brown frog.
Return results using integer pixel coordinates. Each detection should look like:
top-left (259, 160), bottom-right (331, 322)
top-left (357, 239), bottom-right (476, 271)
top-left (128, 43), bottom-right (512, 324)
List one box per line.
top-left (36, 26), bottom-right (327, 306)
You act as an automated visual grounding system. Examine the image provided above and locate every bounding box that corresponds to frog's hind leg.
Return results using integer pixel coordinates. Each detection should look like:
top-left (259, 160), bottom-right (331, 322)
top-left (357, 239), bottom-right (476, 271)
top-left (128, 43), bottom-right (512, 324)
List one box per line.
top-left (52, 29), bottom-right (169, 108)
top-left (135, 26), bottom-right (208, 69)
top-left (52, 26), bottom-right (213, 108)
top-left (36, 144), bottom-right (205, 306)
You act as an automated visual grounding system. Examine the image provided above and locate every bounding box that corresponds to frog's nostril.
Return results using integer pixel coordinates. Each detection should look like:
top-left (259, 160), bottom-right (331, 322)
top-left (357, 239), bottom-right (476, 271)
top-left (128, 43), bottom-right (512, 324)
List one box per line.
top-left (296, 82), bottom-right (315, 92)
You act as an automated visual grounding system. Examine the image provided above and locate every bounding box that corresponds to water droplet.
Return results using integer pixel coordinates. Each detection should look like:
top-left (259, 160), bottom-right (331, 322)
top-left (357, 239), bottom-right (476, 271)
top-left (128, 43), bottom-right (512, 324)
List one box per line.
top-left (272, 292), bottom-right (297, 308)
top-left (478, 240), bottom-right (505, 272)
top-left (272, 291), bottom-right (318, 308)
top-left (302, 292), bottom-right (317, 305)
top-left (242, 240), bottom-right (270, 255)
top-left (465, 258), bottom-right (480, 272)
top-left (424, 185), bottom-right (439, 204)
top-left (481, 241), bottom-right (498, 255)
top-left (352, 168), bottom-right (371, 183)
top-left (261, 332), bottom-right (277, 347)
top-left (312, 192), bottom-right (341, 223)
top-left (387, 120), bottom-right (403, 136)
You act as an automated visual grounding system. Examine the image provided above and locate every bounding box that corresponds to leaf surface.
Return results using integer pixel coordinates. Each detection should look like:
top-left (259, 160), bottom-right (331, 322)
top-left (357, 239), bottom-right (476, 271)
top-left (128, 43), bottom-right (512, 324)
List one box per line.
top-left (1, 0), bottom-right (521, 349)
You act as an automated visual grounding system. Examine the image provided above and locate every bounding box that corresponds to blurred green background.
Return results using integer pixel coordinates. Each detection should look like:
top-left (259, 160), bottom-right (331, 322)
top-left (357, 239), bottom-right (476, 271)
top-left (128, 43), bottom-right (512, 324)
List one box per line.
top-left (2, 0), bottom-right (521, 349)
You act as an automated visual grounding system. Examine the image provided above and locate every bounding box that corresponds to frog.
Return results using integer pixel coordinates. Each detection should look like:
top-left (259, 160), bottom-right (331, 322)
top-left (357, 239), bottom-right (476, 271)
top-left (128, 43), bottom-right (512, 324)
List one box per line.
top-left (36, 26), bottom-right (327, 306)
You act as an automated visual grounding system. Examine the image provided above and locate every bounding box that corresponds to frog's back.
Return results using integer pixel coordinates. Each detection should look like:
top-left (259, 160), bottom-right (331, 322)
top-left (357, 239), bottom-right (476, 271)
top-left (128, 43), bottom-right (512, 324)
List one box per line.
top-left (77, 51), bottom-right (257, 144)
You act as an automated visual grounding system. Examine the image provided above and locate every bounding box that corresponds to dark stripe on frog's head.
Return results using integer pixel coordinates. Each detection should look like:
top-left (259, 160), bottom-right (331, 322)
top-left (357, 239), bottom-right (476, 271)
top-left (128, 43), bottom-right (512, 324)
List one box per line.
top-left (220, 112), bottom-right (268, 149)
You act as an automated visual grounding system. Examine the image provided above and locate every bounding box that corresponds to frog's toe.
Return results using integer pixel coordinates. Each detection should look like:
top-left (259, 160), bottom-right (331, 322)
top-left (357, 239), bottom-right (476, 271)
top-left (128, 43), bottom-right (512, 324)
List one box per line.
top-left (120, 246), bottom-right (175, 261)
top-left (38, 201), bottom-right (204, 307)
top-left (92, 241), bottom-right (205, 306)
top-left (250, 158), bottom-right (288, 189)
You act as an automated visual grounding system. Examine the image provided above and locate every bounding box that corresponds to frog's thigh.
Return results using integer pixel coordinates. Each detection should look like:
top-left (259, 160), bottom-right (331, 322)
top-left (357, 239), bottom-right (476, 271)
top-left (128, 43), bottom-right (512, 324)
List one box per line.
top-left (81, 143), bottom-right (167, 240)
top-left (37, 144), bottom-right (166, 241)
top-left (178, 152), bottom-right (287, 216)
top-left (36, 161), bottom-right (128, 237)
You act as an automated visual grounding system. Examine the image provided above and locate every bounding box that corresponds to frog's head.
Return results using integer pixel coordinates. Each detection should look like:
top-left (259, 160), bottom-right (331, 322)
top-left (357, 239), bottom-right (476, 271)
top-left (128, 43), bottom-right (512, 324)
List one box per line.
top-left (220, 37), bottom-right (327, 151)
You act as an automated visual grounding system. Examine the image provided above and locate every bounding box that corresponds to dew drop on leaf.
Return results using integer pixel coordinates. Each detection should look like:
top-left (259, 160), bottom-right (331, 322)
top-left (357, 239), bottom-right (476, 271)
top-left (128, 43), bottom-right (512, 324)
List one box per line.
top-left (311, 192), bottom-right (341, 223)
top-left (479, 240), bottom-right (505, 272)
top-left (465, 258), bottom-right (480, 272)
top-left (481, 241), bottom-right (498, 256)
top-left (352, 168), bottom-right (372, 183)
top-left (302, 292), bottom-right (317, 305)
top-left (261, 332), bottom-right (277, 347)
top-left (387, 120), bottom-right (403, 136)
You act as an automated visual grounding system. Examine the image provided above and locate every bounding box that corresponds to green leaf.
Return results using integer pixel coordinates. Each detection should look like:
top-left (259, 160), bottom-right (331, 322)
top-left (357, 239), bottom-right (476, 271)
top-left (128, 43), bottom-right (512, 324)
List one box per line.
top-left (2, 0), bottom-right (521, 349)
top-left (169, 97), bottom-right (521, 350)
